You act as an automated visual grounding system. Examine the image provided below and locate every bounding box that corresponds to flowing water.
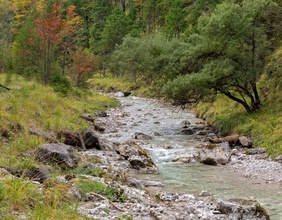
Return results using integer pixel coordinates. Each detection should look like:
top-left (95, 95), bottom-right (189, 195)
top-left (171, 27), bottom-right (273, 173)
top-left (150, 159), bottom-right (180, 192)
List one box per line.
top-left (106, 96), bottom-right (282, 219)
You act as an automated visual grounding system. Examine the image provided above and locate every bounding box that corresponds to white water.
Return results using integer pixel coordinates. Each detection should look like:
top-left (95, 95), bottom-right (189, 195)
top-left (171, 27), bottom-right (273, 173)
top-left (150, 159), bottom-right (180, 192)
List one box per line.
top-left (105, 96), bottom-right (282, 219)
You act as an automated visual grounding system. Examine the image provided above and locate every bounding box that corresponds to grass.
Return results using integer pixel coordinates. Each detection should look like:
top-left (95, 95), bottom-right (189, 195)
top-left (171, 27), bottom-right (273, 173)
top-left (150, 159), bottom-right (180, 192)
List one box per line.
top-left (87, 73), bottom-right (155, 97)
top-left (0, 72), bottom-right (120, 219)
top-left (195, 73), bottom-right (282, 156)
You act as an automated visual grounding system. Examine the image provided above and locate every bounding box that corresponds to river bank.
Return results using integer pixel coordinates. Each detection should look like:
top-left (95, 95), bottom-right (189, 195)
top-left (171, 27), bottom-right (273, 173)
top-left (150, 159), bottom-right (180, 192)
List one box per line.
top-left (77, 94), bottom-right (281, 219)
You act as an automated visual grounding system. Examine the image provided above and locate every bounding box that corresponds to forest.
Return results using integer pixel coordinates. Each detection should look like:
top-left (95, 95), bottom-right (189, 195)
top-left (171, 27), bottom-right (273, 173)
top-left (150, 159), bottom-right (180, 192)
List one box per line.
top-left (0, 0), bottom-right (282, 219)
top-left (0, 0), bottom-right (281, 112)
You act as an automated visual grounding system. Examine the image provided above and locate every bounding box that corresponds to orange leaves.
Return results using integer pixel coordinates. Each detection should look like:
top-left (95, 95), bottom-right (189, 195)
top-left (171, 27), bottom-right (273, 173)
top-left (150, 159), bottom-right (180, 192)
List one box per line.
top-left (69, 48), bottom-right (98, 86)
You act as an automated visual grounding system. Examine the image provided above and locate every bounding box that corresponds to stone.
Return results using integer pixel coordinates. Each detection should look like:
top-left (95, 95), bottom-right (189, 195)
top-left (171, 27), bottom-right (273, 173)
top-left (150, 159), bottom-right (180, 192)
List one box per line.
top-left (36, 143), bottom-right (79, 168)
top-left (134, 132), bottom-right (153, 140)
top-left (123, 91), bottom-right (131, 97)
top-left (239, 136), bottom-right (253, 148)
top-left (126, 177), bottom-right (144, 189)
top-left (114, 92), bottom-right (124, 97)
top-left (83, 129), bottom-right (100, 150)
top-left (116, 141), bottom-right (158, 173)
top-left (180, 120), bottom-right (191, 128)
top-left (198, 143), bottom-right (231, 165)
top-left (128, 155), bottom-right (147, 169)
top-left (222, 134), bottom-right (240, 147)
top-left (57, 130), bottom-right (80, 147)
top-left (96, 111), bottom-right (108, 117)
top-left (178, 128), bottom-right (194, 135)
top-left (216, 198), bottom-right (270, 220)
top-left (246, 148), bottom-right (267, 155)
top-left (67, 186), bottom-right (82, 201)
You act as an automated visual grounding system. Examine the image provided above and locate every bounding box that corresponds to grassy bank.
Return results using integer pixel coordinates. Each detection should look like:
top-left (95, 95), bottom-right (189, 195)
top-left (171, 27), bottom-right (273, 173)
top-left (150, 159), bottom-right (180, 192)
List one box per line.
top-left (0, 73), bottom-right (119, 219)
top-left (195, 73), bottom-right (282, 156)
top-left (86, 72), bottom-right (282, 156)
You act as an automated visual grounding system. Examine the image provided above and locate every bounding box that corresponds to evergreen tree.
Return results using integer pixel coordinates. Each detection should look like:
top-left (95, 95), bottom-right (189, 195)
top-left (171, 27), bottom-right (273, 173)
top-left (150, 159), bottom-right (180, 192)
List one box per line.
top-left (163, 0), bottom-right (277, 113)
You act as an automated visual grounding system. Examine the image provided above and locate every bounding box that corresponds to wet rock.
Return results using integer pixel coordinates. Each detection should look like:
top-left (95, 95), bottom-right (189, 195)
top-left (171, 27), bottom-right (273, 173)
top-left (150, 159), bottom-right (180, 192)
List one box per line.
top-left (198, 143), bottom-right (231, 165)
top-left (178, 128), bottom-right (194, 135)
top-left (180, 120), bottom-right (191, 128)
top-left (134, 132), bottom-right (153, 140)
top-left (83, 129), bottom-right (100, 150)
top-left (216, 198), bottom-right (270, 220)
top-left (173, 154), bottom-right (197, 163)
top-left (36, 143), bottom-right (79, 168)
top-left (239, 136), bottom-right (253, 148)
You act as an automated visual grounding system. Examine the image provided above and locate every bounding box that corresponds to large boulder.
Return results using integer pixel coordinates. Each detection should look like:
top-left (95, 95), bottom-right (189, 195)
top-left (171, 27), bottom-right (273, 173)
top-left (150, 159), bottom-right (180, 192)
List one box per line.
top-left (198, 142), bottom-right (231, 165)
top-left (36, 143), bottom-right (79, 169)
top-left (83, 129), bottom-right (100, 149)
top-left (116, 141), bottom-right (158, 173)
top-left (216, 198), bottom-right (270, 220)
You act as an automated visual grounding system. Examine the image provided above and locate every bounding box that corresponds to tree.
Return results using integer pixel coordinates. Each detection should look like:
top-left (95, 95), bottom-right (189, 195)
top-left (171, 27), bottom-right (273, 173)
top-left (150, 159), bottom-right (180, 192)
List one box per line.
top-left (0, 0), bottom-right (13, 72)
top-left (162, 0), bottom-right (277, 113)
top-left (111, 33), bottom-right (187, 90)
top-left (27, 2), bottom-right (82, 84)
top-left (68, 48), bottom-right (98, 87)
top-left (164, 0), bottom-right (187, 37)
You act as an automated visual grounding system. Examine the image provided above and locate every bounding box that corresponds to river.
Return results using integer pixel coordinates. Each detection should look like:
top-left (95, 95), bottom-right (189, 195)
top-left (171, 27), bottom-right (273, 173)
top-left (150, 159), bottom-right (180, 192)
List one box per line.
top-left (103, 95), bottom-right (282, 219)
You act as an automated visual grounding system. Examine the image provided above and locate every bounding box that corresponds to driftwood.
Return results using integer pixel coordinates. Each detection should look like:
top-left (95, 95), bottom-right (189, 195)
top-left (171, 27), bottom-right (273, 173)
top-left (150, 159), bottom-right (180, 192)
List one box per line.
top-left (0, 84), bottom-right (10, 90)
top-left (77, 133), bottom-right (86, 151)
top-left (88, 192), bottom-right (123, 211)
top-left (28, 128), bottom-right (58, 143)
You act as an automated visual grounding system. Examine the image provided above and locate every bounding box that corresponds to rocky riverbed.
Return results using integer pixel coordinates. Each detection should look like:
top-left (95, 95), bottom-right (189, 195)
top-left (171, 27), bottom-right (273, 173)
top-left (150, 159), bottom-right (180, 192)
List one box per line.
top-left (75, 94), bottom-right (282, 219)
top-left (2, 94), bottom-right (280, 219)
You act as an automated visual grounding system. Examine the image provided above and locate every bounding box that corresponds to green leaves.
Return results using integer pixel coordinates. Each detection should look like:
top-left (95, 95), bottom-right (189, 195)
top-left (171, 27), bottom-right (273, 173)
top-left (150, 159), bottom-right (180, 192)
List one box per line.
top-left (162, 0), bottom-right (277, 113)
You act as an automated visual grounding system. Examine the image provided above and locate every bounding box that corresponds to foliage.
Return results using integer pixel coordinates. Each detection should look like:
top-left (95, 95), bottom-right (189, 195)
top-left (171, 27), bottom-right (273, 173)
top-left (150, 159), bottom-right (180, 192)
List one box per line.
top-left (162, 0), bottom-right (278, 113)
top-left (110, 33), bottom-right (187, 93)
top-left (164, 0), bottom-right (186, 37)
top-left (68, 48), bottom-right (98, 87)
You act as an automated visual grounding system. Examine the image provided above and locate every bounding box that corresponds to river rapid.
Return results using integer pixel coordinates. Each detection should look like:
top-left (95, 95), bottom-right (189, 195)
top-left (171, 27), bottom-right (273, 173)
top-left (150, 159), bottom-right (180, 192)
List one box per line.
top-left (101, 95), bottom-right (282, 219)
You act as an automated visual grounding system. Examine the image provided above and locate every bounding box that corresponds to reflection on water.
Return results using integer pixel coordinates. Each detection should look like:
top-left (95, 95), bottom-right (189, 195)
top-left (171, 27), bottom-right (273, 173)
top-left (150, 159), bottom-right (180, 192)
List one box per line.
top-left (110, 97), bottom-right (282, 220)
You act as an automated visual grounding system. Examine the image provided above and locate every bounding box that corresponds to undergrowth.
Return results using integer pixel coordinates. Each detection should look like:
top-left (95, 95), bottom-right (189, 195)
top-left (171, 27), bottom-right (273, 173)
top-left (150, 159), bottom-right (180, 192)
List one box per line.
top-left (0, 72), bottom-right (120, 219)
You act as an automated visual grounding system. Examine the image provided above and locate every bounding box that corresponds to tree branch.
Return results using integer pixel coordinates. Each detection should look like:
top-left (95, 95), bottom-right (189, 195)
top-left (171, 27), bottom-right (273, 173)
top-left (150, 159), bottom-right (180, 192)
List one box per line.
top-left (0, 84), bottom-right (10, 90)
